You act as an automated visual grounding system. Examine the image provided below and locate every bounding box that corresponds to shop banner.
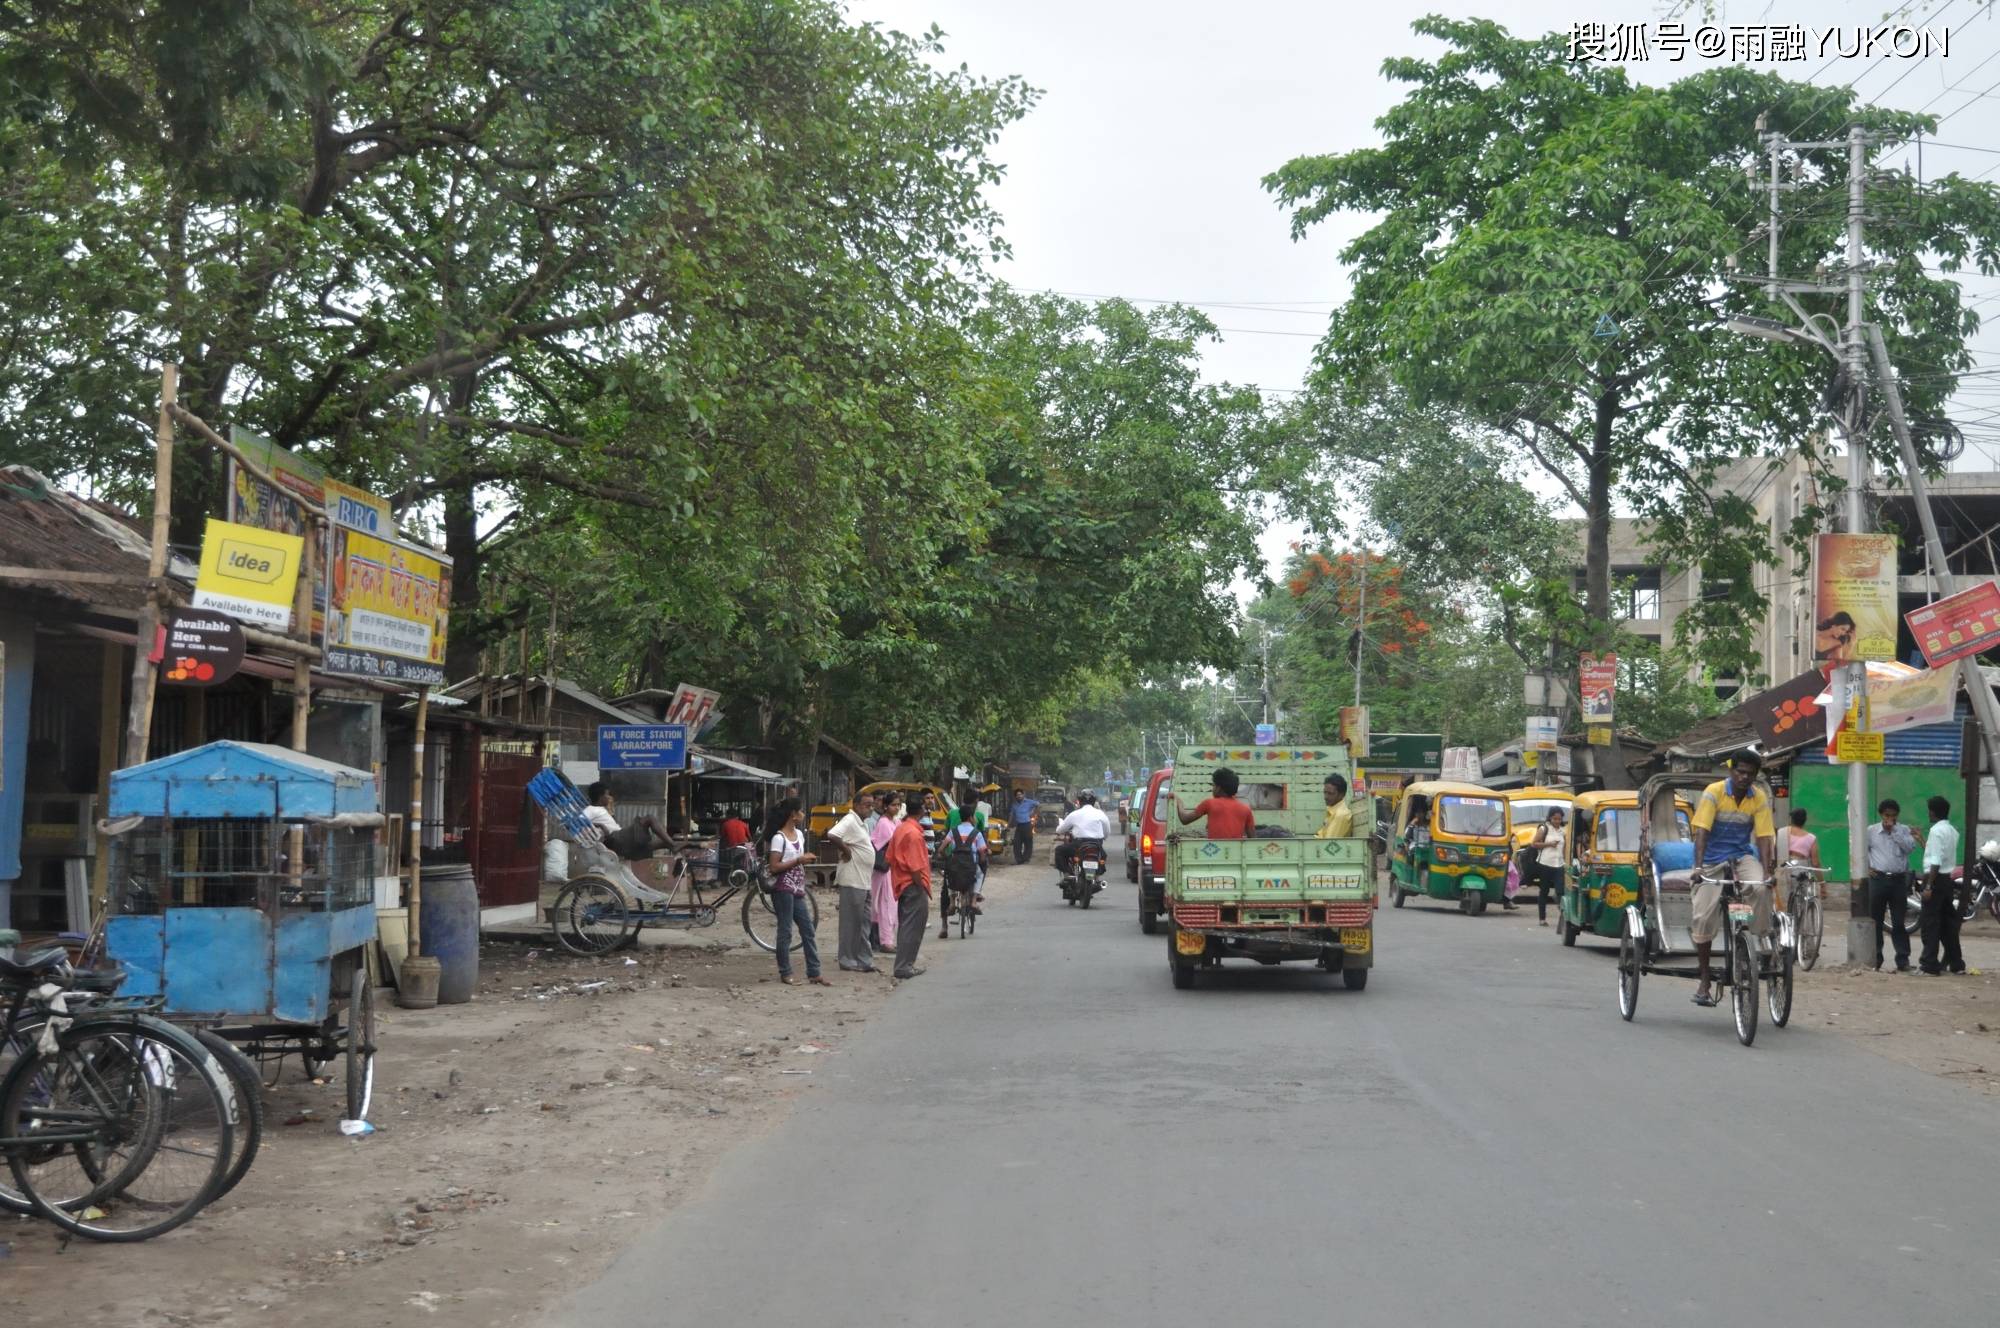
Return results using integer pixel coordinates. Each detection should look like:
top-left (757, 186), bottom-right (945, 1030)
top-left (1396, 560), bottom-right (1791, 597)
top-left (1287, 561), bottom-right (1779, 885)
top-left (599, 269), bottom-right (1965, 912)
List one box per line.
top-left (1739, 668), bottom-right (1829, 751)
top-left (155, 609), bottom-right (245, 686)
top-left (192, 518), bottom-right (303, 629)
top-left (1579, 653), bottom-right (1616, 724)
top-left (1905, 579), bottom-right (2000, 669)
top-left (324, 526), bottom-right (451, 685)
top-left (664, 683), bottom-right (721, 739)
top-left (1813, 533), bottom-right (1899, 663)
top-left (1867, 664), bottom-right (1959, 736)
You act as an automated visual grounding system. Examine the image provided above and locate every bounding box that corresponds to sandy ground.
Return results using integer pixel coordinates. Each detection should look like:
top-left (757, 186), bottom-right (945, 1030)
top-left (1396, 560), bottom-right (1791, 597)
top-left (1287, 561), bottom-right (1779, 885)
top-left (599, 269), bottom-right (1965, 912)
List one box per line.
top-left (5, 864), bottom-right (1030, 1327)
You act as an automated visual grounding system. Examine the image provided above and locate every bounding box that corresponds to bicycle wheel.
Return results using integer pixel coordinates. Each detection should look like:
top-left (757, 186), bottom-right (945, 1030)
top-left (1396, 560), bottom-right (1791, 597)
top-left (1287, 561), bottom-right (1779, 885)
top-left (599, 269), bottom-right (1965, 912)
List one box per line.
top-left (1616, 929), bottom-right (1641, 1021)
top-left (553, 877), bottom-right (632, 955)
top-left (741, 882), bottom-right (816, 954)
top-left (1798, 893), bottom-right (1823, 971)
top-left (1767, 944), bottom-right (1794, 1028)
top-left (5, 1016), bottom-right (233, 1241)
top-left (1731, 930), bottom-right (1758, 1047)
top-left (192, 1030), bottom-right (263, 1201)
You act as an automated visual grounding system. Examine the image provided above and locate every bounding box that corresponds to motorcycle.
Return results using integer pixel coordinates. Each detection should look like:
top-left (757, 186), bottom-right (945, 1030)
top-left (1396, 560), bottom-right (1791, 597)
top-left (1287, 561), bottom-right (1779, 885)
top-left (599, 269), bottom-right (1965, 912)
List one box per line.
top-left (1960, 862), bottom-right (2000, 924)
top-left (1059, 837), bottom-right (1108, 908)
top-left (1012, 820), bottom-right (1034, 865)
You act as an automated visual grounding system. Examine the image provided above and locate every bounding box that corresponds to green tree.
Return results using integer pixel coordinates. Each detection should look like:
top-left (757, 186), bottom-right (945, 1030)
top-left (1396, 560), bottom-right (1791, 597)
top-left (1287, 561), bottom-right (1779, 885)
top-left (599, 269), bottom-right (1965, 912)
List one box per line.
top-left (1267, 17), bottom-right (2000, 678)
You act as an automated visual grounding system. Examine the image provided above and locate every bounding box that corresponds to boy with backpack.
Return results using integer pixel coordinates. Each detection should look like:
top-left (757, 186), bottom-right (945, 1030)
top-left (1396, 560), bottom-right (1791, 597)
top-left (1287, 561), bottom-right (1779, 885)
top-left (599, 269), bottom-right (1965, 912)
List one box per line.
top-left (939, 811), bottom-right (989, 938)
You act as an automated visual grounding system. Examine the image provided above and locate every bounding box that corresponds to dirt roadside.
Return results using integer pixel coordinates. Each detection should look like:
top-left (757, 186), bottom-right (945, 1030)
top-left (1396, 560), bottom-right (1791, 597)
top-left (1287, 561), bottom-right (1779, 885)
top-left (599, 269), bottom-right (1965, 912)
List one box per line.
top-left (5, 862), bottom-right (1039, 1327)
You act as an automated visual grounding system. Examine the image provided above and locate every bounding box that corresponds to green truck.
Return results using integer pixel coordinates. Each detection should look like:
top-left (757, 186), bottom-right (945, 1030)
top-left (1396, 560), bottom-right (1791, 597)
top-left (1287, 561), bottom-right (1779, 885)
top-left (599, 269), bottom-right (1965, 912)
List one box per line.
top-left (1164, 744), bottom-right (1374, 991)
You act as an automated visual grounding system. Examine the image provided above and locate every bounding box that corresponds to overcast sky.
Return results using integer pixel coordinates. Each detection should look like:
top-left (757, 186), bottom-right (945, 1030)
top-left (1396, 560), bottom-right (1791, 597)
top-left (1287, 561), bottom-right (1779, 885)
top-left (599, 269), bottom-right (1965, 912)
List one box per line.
top-left (844, 0), bottom-right (2000, 581)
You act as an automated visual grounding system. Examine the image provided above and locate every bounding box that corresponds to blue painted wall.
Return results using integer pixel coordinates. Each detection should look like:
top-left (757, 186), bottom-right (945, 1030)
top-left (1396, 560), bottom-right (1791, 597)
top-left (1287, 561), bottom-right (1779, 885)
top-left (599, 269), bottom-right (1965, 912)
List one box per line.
top-left (0, 610), bottom-right (37, 928)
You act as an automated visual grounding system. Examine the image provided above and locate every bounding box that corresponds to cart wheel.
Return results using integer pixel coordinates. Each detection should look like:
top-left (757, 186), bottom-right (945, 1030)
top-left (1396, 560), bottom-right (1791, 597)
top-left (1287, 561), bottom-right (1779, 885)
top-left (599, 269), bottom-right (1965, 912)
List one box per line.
top-left (193, 1030), bottom-right (264, 1200)
top-left (1617, 930), bottom-right (1641, 1021)
top-left (1731, 930), bottom-right (1759, 1047)
top-left (554, 877), bottom-right (632, 956)
top-left (1767, 943), bottom-right (1794, 1028)
top-left (345, 976), bottom-right (377, 1124)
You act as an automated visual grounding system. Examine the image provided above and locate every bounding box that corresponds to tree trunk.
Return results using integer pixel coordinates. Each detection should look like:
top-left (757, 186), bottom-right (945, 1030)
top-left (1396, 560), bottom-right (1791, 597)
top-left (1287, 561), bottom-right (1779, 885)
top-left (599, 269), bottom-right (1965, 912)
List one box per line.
top-left (443, 476), bottom-right (483, 682)
top-left (1584, 388), bottom-right (1617, 626)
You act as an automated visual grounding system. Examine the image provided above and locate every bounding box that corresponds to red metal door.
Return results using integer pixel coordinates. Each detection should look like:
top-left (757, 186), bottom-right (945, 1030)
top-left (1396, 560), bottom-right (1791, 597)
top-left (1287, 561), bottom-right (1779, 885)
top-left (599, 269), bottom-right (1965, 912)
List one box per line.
top-left (471, 749), bottom-right (543, 908)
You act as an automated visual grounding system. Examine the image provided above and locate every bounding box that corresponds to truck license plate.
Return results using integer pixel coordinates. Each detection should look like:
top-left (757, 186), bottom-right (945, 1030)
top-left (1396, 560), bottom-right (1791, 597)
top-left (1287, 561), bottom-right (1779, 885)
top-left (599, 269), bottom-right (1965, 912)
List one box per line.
top-left (1339, 927), bottom-right (1372, 952)
top-left (1176, 930), bottom-right (1208, 955)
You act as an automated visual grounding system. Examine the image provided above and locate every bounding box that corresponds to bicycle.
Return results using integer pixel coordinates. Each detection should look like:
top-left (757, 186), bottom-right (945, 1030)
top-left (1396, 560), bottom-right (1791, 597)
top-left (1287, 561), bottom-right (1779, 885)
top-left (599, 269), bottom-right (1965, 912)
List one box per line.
top-left (1781, 863), bottom-right (1827, 971)
top-left (1, 940), bottom-right (240, 1241)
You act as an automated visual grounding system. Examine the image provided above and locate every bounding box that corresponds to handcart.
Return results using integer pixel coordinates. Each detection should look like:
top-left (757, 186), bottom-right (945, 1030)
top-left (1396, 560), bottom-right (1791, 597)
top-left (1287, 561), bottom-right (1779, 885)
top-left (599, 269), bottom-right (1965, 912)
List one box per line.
top-left (101, 742), bottom-right (381, 1124)
top-left (1615, 773), bottom-right (1797, 1046)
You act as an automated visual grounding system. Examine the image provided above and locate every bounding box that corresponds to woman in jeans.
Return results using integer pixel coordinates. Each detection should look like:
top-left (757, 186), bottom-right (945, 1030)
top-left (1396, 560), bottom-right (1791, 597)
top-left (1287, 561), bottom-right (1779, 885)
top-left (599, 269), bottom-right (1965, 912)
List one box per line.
top-left (766, 798), bottom-right (828, 986)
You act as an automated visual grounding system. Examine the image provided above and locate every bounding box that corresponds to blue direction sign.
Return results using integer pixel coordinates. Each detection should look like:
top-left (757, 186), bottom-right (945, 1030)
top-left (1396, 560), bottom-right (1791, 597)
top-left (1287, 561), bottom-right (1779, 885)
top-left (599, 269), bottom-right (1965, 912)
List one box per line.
top-left (1254, 723), bottom-right (1277, 746)
top-left (597, 723), bottom-right (689, 771)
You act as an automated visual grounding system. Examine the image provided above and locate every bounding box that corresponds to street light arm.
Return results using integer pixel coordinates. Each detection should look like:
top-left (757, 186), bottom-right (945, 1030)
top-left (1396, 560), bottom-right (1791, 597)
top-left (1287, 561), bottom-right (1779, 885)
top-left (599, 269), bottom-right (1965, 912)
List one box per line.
top-left (1776, 292), bottom-right (1842, 358)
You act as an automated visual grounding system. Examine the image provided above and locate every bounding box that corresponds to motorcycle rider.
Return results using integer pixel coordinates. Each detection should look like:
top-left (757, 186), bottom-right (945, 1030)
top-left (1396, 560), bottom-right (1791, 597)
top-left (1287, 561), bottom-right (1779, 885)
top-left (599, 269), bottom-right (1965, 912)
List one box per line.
top-left (1053, 791), bottom-right (1112, 893)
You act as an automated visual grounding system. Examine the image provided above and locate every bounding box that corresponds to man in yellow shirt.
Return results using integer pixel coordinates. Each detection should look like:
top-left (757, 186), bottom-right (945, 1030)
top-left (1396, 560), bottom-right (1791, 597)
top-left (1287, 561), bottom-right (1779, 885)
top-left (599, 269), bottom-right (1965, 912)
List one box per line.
top-left (1687, 751), bottom-right (1777, 1007)
top-left (1317, 773), bottom-right (1355, 839)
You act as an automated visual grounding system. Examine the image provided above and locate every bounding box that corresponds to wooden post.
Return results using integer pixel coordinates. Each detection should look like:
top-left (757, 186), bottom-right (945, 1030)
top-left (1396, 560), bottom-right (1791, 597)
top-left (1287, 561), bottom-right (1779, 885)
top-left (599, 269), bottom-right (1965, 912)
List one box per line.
top-left (122, 364), bottom-right (176, 768)
top-left (406, 686), bottom-right (429, 952)
top-left (90, 640), bottom-right (123, 915)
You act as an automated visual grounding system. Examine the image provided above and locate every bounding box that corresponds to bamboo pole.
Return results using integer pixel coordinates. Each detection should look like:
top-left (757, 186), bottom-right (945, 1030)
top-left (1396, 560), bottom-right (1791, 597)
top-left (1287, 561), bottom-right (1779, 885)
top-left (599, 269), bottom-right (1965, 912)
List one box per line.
top-left (167, 405), bottom-right (329, 521)
top-left (406, 686), bottom-right (430, 952)
top-left (122, 365), bottom-right (177, 768)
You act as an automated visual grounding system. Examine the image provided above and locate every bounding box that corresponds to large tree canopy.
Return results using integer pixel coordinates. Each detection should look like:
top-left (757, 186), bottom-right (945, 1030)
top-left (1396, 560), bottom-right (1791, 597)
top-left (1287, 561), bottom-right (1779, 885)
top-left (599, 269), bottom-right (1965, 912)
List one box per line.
top-left (1266, 16), bottom-right (2000, 682)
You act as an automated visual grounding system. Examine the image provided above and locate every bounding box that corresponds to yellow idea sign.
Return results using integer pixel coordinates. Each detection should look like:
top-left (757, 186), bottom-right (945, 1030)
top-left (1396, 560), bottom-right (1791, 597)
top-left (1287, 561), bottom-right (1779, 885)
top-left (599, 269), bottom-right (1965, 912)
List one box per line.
top-left (192, 518), bottom-right (303, 630)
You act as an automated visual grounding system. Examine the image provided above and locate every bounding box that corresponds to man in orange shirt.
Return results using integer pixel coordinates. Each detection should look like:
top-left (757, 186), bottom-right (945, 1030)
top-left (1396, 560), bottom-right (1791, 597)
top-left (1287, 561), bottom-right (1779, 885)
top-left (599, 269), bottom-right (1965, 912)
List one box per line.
top-left (1172, 767), bottom-right (1256, 840)
top-left (883, 800), bottom-right (933, 980)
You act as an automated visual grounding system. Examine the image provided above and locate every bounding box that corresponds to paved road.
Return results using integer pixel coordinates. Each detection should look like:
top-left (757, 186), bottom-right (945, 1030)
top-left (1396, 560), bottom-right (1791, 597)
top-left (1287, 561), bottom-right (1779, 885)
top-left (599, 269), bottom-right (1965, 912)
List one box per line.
top-left (552, 850), bottom-right (2000, 1327)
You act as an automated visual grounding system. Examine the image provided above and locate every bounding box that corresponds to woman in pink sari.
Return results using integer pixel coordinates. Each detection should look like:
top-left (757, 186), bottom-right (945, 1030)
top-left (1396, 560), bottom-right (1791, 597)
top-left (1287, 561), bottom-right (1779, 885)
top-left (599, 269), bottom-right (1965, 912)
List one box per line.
top-left (869, 790), bottom-right (903, 955)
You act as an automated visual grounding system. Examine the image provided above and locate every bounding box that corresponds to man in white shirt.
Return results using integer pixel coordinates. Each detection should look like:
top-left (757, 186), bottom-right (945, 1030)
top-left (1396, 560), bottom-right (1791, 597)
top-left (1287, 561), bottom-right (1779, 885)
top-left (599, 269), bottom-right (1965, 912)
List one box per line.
top-left (826, 791), bottom-right (879, 973)
top-left (1053, 792), bottom-right (1112, 888)
top-left (584, 783), bottom-right (677, 860)
top-left (1918, 795), bottom-right (1965, 976)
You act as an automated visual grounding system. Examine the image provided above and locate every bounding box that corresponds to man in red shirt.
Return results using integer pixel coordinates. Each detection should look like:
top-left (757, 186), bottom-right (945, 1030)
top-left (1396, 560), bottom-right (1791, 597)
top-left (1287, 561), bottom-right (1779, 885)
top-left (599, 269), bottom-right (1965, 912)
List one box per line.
top-left (718, 809), bottom-right (752, 874)
top-left (1173, 767), bottom-right (1256, 839)
top-left (883, 803), bottom-right (933, 979)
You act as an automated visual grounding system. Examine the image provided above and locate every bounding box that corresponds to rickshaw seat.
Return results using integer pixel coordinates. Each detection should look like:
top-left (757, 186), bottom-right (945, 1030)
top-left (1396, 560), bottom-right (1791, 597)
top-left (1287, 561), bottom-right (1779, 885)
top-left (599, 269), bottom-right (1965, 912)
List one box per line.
top-left (1653, 841), bottom-right (1695, 872)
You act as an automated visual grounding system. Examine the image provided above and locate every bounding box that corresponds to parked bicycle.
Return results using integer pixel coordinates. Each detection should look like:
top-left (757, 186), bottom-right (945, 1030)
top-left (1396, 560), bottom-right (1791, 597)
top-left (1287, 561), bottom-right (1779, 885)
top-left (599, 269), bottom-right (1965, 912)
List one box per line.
top-left (1782, 863), bottom-right (1827, 971)
top-left (0, 932), bottom-right (248, 1241)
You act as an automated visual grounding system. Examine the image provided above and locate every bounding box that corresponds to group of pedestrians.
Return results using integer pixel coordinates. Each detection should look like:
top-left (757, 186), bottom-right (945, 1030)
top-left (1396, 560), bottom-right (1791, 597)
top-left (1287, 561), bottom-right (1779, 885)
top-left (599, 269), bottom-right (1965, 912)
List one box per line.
top-left (816, 790), bottom-right (938, 983)
top-left (1865, 796), bottom-right (1968, 976)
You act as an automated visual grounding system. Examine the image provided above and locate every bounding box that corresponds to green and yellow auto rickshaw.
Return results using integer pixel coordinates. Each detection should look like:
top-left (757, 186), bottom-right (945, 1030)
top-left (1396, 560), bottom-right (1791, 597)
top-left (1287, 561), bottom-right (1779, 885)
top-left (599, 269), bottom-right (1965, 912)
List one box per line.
top-left (1388, 780), bottom-right (1511, 915)
top-left (1560, 789), bottom-right (1690, 946)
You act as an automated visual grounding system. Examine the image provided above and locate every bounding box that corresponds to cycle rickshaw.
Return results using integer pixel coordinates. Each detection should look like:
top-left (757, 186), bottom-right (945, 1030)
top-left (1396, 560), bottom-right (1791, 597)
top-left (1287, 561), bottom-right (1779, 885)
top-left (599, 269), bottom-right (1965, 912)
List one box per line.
top-left (1616, 773), bottom-right (1797, 1047)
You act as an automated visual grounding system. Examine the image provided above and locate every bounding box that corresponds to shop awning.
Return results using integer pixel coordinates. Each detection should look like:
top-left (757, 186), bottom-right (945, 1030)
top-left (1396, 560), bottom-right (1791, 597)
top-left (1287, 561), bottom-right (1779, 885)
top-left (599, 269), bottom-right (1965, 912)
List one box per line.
top-left (690, 749), bottom-right (786, 783)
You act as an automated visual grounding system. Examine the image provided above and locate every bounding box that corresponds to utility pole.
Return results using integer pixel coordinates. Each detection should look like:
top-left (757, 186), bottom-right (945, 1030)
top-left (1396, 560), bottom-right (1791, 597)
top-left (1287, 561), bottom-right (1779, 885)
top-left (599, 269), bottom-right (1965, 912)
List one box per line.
top-left (1260, 626), bottom-right (1273, 727)
top-left (1743, 119), bottom-right (1878, 967)
top-left (1352, 550), bottom-right (1367, 712)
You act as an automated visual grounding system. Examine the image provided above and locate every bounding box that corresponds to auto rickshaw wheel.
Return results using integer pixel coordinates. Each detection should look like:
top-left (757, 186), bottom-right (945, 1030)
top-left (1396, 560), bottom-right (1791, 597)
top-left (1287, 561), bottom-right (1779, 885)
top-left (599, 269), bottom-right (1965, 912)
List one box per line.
top-left (1561, 918), bottom-right (1579, 947)
top-left (1391, 884), bottom-right (1406, 909)
top-left (1466, 889), bottom-right (1487, 916)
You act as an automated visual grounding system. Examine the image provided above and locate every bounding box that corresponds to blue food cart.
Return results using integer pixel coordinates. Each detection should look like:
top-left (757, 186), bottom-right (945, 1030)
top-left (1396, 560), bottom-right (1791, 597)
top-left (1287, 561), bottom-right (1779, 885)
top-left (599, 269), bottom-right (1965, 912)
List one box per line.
top-left (102, 741), bottom-right (380, 1124)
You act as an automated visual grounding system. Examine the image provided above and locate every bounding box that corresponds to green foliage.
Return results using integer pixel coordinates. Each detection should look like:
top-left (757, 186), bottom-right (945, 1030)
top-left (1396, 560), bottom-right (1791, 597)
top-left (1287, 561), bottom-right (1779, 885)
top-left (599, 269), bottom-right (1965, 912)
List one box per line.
top-left (1267, 17), bottom-right (2000, 680)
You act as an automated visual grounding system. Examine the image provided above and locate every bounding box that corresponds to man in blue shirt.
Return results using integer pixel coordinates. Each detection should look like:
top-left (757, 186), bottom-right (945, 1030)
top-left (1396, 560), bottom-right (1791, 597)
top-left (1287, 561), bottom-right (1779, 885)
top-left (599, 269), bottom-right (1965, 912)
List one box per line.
top-left (1011, 796), bottom-right (1039, 827)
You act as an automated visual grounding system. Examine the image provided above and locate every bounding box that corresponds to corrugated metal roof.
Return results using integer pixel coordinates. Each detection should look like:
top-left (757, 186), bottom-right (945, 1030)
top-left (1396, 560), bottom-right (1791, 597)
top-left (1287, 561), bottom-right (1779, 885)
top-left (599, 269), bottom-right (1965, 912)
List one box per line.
top-left (1793, 705), bottom-right (1967, 769)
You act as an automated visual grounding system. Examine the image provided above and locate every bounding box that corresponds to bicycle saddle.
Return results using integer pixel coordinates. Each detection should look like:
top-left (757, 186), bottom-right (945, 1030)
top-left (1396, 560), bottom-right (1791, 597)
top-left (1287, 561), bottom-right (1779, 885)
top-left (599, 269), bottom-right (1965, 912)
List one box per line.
top-left (0, 947), bottom-right (71, 982)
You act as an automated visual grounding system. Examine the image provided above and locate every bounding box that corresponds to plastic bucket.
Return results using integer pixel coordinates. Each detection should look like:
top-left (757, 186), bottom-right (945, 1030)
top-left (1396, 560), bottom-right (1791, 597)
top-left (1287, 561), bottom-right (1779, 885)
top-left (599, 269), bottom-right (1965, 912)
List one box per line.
top-left (419, 863), bottom-right (481, 1004)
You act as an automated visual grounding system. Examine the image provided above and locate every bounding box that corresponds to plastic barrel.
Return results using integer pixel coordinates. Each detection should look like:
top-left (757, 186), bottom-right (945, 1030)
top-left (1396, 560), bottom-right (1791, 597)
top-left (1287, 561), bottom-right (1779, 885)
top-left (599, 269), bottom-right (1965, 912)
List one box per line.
top-left (419, 863), bottom-right (481, 1005)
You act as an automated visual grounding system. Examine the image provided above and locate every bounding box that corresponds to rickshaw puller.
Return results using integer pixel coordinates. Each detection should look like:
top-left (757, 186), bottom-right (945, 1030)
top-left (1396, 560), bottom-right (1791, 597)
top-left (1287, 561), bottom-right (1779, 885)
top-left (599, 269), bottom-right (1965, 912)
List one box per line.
top-left (1687, 752), bottom-right (1777, 1008)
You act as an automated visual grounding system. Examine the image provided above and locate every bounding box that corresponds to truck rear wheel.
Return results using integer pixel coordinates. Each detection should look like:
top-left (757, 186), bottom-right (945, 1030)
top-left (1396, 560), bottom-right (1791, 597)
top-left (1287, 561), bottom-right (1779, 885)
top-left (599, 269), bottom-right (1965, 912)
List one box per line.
top-left (1343, 966), bottom-right (1368, 991)
top-left (1168, 925), bottom-right (1198, 989)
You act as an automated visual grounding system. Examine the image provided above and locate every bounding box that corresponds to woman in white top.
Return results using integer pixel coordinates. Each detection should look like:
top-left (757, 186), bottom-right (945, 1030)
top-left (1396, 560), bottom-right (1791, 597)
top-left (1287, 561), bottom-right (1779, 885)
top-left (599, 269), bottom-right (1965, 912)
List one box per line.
top-left (765, 798), bottom-right (826, 985)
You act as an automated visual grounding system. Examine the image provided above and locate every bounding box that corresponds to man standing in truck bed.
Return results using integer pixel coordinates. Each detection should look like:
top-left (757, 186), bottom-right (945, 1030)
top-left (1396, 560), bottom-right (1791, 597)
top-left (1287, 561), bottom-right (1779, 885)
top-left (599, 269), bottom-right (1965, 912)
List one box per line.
top-left (1172, 767), bottom-right (1255, 839)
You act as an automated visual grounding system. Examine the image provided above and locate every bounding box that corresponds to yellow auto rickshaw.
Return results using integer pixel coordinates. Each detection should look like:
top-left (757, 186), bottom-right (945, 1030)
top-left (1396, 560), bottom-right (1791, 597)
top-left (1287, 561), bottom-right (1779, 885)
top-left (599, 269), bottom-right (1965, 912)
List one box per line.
top-left (1388, 780), bottom-right (1512, 915)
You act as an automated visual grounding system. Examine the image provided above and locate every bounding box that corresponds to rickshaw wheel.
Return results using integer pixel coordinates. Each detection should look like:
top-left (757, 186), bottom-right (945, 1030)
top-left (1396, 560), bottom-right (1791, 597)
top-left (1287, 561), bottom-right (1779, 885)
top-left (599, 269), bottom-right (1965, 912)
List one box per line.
top-left (1390, 885), bottom-right (1406, 909)
top-left (1767, 944), bottom-right (1794, 1028)
top-left (1466, 890), bottom-right (1487, 916)
top-left (346, 976), bottom-right (377, 1124)
top-left (554, 877), bottom-right (632, 955)
top-left (1616, 931), bottom-right (1641, 1021)
top-left (1731, 931), bottom-right (1759, 1047)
